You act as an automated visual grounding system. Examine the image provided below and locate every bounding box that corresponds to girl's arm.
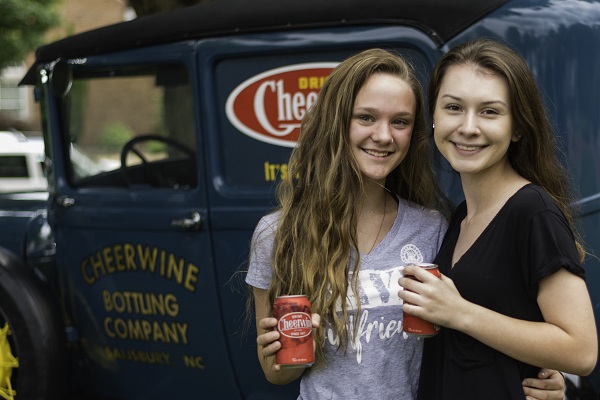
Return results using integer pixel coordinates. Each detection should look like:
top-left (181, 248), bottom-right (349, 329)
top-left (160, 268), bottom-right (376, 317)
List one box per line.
top-left (399, 265), bottom-right (597, 375)
top-left (253, 287), bottom-right (318, 384)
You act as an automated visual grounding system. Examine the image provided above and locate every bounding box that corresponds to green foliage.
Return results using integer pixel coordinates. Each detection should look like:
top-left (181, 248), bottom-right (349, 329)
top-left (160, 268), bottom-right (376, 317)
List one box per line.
top-left (0, 0), bottom-right (61, 70)
top-left (99, 123), bottom-right (133, 150)
top-left (68, 80), bottom-right (88, 144)
top-left (145, 140), bottom-right (166, 154)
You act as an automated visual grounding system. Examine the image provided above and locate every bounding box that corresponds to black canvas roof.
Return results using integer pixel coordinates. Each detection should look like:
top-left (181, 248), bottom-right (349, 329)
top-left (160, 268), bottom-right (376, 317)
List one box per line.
top-left (23, 0), bottom-right (509, 83)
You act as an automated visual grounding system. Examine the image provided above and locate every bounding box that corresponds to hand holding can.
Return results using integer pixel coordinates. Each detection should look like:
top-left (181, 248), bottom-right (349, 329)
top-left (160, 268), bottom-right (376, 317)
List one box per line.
top-left (402, 263), bottom-right (441, 337)
top-left (272, 295), bottom-right (315, 368)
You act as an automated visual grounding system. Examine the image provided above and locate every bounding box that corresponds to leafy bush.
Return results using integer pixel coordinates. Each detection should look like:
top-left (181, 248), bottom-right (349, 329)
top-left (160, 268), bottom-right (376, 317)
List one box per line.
top-left (99, 123), bottom-right (133, 150)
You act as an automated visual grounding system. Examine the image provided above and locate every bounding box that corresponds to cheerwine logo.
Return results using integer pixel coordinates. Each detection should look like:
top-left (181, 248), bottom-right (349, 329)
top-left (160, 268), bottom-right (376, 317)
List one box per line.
top-left (225, 63), bottom-right (338, 147)
top-left (278, 312), bottom-right (313, 338)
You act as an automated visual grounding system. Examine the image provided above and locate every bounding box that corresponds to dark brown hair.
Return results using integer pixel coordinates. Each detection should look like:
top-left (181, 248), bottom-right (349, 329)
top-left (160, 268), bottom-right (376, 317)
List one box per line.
top-left (428, 38), bottom-right (585, 261)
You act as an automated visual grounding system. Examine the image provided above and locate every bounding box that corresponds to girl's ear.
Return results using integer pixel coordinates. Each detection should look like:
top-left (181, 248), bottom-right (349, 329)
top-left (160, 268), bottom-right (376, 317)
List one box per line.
top-left (512, 132), bottom-right (522, 142)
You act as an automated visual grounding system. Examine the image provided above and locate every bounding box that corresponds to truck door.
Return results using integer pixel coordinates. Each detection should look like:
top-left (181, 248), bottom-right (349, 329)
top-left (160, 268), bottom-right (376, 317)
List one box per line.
top-left (42, 48), bottom-right (242, 399)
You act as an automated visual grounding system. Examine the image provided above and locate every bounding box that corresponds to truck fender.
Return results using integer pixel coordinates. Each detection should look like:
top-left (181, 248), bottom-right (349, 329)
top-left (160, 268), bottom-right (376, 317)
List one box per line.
top-left (0, 247), bottom-right (68, 400)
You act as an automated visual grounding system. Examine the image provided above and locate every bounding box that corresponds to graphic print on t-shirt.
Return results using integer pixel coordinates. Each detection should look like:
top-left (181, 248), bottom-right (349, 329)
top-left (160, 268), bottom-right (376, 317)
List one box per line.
top-left (328, 243), bottom-right (424, 363)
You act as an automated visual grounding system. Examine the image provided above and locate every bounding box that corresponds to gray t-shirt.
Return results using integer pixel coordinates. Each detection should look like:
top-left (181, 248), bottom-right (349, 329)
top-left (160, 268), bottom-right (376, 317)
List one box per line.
top-left (246, 197), bottom-right (447, 400)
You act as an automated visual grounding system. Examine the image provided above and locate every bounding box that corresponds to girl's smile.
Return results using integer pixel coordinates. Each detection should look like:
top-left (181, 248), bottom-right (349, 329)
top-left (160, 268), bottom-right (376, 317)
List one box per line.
top-left (350, 72), bottom-right (416, 185)
top-left (433, 64), bottom-right (519, 179)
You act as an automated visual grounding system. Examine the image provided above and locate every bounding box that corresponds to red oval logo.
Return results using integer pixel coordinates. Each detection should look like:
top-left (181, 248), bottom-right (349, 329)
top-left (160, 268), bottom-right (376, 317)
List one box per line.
top-left (226, 63), bottom-right (338, 147)
top-left (277, 312), bottom-right (313, 338)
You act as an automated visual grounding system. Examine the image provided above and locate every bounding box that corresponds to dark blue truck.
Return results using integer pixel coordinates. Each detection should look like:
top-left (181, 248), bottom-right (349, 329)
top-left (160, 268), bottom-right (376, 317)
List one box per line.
top-left (1, 0), bottom-right (599, 398)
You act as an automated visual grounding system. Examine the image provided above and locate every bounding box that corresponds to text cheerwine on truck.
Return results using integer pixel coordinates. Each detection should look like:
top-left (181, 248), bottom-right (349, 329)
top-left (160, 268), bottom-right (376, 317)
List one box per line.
top-left (1, 0), bottom-right (599, 398)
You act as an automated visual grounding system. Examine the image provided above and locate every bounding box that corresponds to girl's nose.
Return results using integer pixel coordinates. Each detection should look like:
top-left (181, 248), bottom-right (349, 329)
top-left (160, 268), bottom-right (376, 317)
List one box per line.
top-left (372, 122), bottom-right (394, 144)
top-left (458, 112), bottom-right (479, 135)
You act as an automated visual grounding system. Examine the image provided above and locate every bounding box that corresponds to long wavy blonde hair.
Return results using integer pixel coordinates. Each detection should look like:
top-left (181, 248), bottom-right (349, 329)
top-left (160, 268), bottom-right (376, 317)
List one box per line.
top-left (264, 48), bottom-right (448, 362)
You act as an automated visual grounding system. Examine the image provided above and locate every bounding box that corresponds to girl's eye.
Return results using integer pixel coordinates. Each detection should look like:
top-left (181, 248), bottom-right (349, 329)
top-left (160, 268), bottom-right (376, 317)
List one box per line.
top-left (392, 119), bottom-right (408, 127)
top-left (445, 104), bottom-right (461, 111)
top-left (357, 114), bottom-right (374, 122)
top-left (482, 108), bottom-right (499, 115)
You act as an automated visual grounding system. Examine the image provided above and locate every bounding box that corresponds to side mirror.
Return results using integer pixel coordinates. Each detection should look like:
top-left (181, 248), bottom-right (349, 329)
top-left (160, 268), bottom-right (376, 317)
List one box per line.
top-left (49, 60), bottom-right (72, 97)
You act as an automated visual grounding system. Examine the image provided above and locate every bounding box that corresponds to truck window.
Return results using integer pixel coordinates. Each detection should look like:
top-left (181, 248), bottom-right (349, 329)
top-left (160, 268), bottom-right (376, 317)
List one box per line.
top-left (62, 63), bottom-right (197, 189)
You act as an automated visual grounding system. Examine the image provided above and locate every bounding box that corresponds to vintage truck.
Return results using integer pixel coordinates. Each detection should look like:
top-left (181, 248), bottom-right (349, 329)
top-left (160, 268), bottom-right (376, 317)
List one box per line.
top-left (1, 0), bottom-right (599, 398)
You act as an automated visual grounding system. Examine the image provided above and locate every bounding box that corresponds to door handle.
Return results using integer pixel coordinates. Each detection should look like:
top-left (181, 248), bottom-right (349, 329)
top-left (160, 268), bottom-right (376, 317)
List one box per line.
top-left (57, 196), bottom-right (75, 208)
top-left (172, 211), bottom-right (202, 230)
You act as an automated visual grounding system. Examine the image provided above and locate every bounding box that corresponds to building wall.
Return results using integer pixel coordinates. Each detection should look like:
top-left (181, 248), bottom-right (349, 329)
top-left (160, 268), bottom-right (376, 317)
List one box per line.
top-left (5, 0), bottom-right (133, 132)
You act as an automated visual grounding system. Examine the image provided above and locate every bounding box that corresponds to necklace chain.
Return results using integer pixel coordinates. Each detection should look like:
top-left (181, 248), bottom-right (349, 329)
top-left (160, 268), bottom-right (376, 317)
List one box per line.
top-left (367, 193), bottom-right (387, 254)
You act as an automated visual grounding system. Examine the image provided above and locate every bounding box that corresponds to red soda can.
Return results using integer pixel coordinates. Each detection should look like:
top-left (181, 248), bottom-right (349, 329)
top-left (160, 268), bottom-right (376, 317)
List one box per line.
top-left (402, 263), bottom-right (441, 337)
top-left (272, 295), bottom-right (315, 368)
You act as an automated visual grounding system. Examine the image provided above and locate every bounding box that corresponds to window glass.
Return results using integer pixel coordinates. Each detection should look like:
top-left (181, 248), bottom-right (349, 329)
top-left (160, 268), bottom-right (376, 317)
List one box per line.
top-left (64, 64), bottom-right (197, 189)
top-left (0, 155), bottom-right (28, 178)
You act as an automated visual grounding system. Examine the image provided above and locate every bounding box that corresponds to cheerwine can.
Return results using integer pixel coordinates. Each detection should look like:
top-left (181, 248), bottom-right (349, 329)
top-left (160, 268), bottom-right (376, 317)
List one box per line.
top-left (402, 263), bottom-right (442, 337)
top-left (272, 295), bottom-right (315, 368)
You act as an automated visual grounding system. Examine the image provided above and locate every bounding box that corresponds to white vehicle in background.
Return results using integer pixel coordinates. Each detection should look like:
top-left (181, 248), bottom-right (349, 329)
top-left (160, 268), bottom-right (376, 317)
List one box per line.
top-left (0, 130), bottom-right (107, 193)
top-left (0, 131), bottom-right (47, 192)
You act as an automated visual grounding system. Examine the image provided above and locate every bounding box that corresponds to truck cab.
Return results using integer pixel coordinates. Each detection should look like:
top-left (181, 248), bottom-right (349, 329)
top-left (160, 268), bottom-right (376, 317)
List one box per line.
top-left (1, 0), bottom-right (599, 399)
